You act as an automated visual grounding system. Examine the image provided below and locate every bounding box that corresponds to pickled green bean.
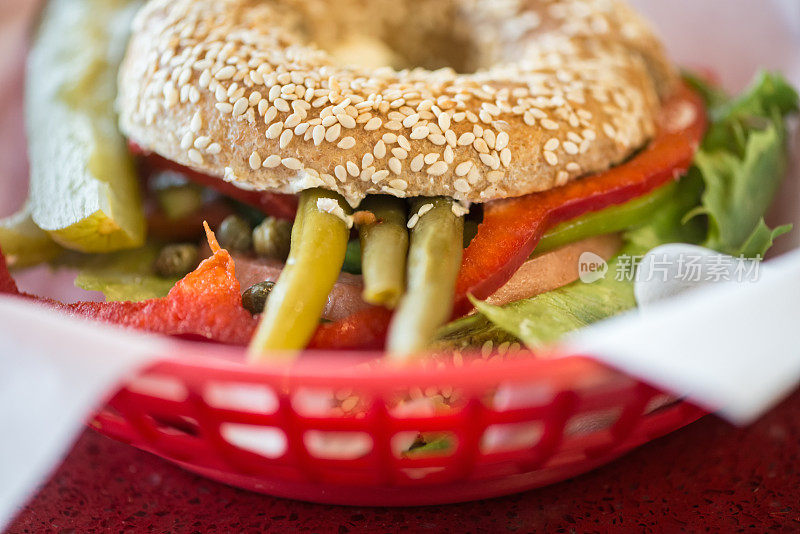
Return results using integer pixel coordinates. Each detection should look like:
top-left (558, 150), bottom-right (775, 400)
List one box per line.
top-left (247, 189), bottom-right (351, 361)
top-left (359, 196), bottom-right (409, 308)
top-left (387, 198), bottom-right (464, 358)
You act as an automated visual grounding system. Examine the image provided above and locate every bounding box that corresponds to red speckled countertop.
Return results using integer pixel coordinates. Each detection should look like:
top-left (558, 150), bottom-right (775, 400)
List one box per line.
top-left (5, 390), bottom-right (799, 532)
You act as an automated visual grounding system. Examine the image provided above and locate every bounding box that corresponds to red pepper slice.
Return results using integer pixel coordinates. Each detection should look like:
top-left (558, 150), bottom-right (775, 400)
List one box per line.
top-left (131, 144), bottom-right (298, 221)
top-left (307, 307), bottom-right (393, 351)
top-left (312, 85), bottom-right (707, 347)
top-left (0, 225), bottom-right (257, 345)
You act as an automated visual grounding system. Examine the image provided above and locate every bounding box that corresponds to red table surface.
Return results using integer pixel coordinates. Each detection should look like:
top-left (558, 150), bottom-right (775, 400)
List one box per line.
top-left (6, 390), bottom-right (799, 533)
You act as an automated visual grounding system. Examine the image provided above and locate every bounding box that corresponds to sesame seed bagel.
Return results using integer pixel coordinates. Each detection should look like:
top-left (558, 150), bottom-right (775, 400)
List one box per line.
top-left (118, 0), bottom-right (677, 207)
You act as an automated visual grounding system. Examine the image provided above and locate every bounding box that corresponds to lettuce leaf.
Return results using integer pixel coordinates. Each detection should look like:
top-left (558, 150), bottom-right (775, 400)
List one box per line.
top-left (689, 72), bottom-right (797, 257)
top-left (63, 243), bottom-right (179, 302)
top-left (437, 72), bottom-right (798, 349)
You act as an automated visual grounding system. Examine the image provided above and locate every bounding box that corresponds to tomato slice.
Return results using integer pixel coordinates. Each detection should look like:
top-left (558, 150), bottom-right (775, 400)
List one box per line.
top-left (0, 226), bottom-right (257, 345)
top-left (313, 85), bottom-right (707, 347)
top-left (131, 144), bottom-right (298, 221)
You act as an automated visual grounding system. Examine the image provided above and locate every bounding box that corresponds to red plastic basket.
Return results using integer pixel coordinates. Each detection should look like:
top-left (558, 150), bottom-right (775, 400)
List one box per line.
top-left (90, 343), bottom-right (705, 506)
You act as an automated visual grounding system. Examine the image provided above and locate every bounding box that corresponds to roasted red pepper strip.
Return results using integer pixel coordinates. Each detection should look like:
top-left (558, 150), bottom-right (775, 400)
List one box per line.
top-left (311, 85), bottom-right (707, 347)
top-left (308, 307), bottom-right (393, 351)
top-left (131, 143), bottom-right (298, 221)
top-left (0, 225), bottom-right (257, 345)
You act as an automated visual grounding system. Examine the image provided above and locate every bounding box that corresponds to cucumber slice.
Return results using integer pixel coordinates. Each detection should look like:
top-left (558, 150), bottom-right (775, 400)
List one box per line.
top-left (26, 0), bottom-right (145, 253)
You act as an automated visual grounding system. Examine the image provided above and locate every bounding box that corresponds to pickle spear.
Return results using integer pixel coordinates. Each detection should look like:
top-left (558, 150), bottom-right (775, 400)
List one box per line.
top-left (0, 204), bottom-right (60, 268)
top-left (26, 0), bottom-right (145, 253)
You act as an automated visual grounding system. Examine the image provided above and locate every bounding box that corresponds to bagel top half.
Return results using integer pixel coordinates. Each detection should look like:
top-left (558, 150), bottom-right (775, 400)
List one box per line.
top-left (118, 0), bottom-right (677, 208)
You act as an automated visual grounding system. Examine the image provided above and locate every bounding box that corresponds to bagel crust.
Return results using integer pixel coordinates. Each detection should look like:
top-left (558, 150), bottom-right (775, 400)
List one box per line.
top-left (118, 0), bottom-right (677, 207)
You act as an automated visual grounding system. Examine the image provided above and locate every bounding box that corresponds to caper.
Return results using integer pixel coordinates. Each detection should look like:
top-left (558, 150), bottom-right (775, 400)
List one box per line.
top-left (218, 214), bottom-right (253, 252)
top-left (242, 281), bottom-right (276, 315)
top-left (154, 244), bottom-right (199, 277)
top-left (252, 217), bottom-right (292, 260)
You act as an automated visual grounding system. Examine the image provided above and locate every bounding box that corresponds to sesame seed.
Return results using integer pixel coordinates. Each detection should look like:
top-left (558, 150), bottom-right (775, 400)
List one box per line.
top-left (282, 157), bottom-right (302, 170)
top-left (455, 161), bottom-right (473, 177)
top-left (325, 124), bottom-right (342, 142)
top-left (479, 153), bottom-right (500, 170)
top-left (232, 97), bottom-right (248, 116)
top-left (364, 117), bottom-right (382, 131)
top-left (391, 147), bottom-right (408, 160)
top-left (194, 136), bottom-right (211, 149)
top-left (544, 138), bottom-right (560, 151)
top-left (427, 161), bottom-right (448, 176)
top-left (410, 126), bottom-right (430, 140)
top-left (495, 131), bottom-right (510, 151)
top-left (402, 114), bottom-right (420, 128)
top-left (215, 65), bottom-right (236, 80)
top-left (563, 141), bottom-right (579, 154)
top-left (458, 132), bottom-right (476, 146)
top-left (190, 111), bottom-right (203, 132)
top-left (544, 150), bottom-right (559, 166)
top-left (264, 155), bottom-right (281, 168)
top-left (285, 113), bottom-right (302, 128)
top-left (444, 145), bottom-right (455, 164)
top-left (389, 178), bottom-right (408, 191)
top-left (338, 137), bottom-right (356, 150)
top-left (249, 151), bottom-right (261, 169)
top-left (188, 149), bottom-right (203, 164)
top-left (265, 122), bottom-right (283, 139)
top-left (215, 102), bottom-right (233, 114)
top-left (454, 178), bottom-right (471, 192)
top-left (372, 170), bottom-right (390, 182)
top-left (180, 132), bottom-right (193, 150)
top-left (410, 154), bottom-right (425, 172)
top-left (500, 148), bottom-right (512, 168)
top-left (424, 153), bottom-right (440, 165)
top-left (346, 161), bottom-right (360, 177)
top-left (338, 114), bottom-right (356, 129)
top-left (438, 113), bottom-right (451, 132)
top-left (207, 143), bottom-right (222, 155)
top-left (373, 140), bottom-right (387, 159)
top-left (334, 165), bottom-right (347, 181)
top-left (541, 118), bottom-right (559, 130)
top-left (388, 157), bottom-right (402, 175)
top-left (279, 129), bottom-right (293, 149)
top-left (264, 106), bottom-right (278, 123)
top-left (312, 125), bottom-right (325, 146)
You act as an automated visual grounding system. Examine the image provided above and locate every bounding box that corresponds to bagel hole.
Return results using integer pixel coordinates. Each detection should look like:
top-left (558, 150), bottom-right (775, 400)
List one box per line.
top-left (326, 29), bottom-right (480, 74)
top-left (299, 2), bottom-right (486, 73)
